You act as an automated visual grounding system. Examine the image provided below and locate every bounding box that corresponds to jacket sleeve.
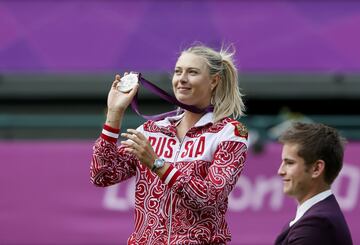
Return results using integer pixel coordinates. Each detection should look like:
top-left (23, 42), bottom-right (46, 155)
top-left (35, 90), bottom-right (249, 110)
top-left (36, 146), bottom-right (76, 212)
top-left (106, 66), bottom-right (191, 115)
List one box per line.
top-left (90, 124), bottom-right (139, 187)
top-left (161, 121), bottom-right (248, 209)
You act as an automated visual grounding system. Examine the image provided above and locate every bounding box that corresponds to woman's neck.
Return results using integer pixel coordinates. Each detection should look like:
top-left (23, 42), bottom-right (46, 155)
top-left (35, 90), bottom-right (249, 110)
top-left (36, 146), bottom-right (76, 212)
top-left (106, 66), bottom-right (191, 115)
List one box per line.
top-left (181, 110), bottom-right (204, 128)
top-left (176, 110), bottom-right (204, 140)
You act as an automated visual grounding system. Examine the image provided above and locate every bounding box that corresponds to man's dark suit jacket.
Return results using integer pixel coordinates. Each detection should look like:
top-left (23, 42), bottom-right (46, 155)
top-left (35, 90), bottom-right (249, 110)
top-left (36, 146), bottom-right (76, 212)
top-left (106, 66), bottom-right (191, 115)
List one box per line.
top-left (275, 194), bottom-right (352, 245)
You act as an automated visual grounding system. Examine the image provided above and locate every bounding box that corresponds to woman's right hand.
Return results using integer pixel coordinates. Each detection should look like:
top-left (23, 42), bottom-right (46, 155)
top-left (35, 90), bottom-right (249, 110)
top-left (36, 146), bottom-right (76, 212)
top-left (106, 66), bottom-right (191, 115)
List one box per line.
top-left (107, 73), bottom-right (139, 112)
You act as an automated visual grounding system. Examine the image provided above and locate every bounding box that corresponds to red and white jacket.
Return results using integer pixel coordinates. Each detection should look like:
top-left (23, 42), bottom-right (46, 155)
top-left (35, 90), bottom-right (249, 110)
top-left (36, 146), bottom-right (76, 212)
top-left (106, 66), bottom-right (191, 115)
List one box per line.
top-left (91, 112), bottom-right (248, 244)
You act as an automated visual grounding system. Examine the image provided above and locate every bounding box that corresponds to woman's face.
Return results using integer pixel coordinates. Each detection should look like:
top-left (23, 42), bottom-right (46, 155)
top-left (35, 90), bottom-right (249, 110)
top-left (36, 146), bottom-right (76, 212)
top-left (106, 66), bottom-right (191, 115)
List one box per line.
top-left (172, 53), bottom-right (217, 109)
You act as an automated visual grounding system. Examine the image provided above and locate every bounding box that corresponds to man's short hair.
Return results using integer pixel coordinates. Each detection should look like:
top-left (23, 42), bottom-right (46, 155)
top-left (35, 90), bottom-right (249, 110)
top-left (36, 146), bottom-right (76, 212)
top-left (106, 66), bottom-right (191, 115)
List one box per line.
top-left (279, 122), bottom-right (346, 184)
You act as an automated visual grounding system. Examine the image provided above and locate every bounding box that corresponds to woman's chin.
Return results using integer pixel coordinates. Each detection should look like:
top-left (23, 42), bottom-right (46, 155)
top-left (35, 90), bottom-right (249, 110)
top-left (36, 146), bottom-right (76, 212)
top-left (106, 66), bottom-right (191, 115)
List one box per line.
top-left (175, 96), bottom-right (192, 105)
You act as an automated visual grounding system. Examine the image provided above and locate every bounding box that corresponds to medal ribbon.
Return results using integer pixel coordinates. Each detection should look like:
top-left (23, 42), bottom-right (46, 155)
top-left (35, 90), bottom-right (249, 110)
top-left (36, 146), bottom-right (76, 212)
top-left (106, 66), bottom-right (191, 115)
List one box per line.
top-left (130, 73), bottom-right (214, 121)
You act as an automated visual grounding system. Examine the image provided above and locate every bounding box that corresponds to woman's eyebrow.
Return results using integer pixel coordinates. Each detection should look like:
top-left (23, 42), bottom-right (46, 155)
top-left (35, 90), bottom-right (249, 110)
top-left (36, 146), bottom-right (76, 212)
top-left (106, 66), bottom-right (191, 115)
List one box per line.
top-left (175, 66), bottom-right (201, 70)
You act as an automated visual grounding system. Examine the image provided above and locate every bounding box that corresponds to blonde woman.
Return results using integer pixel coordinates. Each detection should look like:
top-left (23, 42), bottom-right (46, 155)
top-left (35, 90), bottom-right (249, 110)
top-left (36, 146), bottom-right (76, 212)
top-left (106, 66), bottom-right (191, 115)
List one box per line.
top-left (91, 44), bottom-right (248, 244)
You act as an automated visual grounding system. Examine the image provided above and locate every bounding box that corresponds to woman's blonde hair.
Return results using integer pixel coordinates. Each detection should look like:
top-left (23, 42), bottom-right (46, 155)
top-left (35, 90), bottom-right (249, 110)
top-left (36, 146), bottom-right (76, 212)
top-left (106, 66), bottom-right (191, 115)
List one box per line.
top-left (181, 44), bottom-right (245, 122)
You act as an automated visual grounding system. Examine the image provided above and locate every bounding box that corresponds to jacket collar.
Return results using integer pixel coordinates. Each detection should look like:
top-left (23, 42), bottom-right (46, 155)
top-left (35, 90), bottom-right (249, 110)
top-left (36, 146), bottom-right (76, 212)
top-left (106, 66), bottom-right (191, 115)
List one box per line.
top-left (156, 112), bottom-right (214, 128)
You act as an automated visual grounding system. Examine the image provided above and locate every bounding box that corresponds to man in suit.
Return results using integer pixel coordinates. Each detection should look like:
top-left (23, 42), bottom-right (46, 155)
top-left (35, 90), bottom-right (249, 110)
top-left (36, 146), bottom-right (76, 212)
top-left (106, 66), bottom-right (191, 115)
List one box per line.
top-left (275, 122), bottom-right (353, 245)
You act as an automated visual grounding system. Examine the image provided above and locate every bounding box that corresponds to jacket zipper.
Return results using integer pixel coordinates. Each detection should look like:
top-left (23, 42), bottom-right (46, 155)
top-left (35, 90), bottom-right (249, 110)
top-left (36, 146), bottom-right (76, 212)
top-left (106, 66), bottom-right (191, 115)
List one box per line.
top-left (167, 136), bottom-right (185, 245)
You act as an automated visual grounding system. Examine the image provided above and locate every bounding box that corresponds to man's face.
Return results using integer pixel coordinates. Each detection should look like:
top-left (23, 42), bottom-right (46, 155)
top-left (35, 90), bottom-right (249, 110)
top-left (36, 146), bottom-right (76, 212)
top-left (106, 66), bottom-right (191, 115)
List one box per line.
top-left (278, 143), bottom-right (314, 204)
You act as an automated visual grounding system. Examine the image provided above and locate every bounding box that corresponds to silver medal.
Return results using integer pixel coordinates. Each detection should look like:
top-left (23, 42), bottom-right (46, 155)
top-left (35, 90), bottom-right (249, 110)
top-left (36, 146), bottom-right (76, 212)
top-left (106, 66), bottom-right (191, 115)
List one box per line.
top-left (117, 73), bottom-right (139, 92)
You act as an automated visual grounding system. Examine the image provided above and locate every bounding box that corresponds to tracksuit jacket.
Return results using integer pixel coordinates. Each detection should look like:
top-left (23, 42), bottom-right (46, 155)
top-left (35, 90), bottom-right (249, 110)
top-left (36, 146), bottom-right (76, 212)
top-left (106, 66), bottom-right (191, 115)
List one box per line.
top-left (90, 112), bottom-right (248, 244)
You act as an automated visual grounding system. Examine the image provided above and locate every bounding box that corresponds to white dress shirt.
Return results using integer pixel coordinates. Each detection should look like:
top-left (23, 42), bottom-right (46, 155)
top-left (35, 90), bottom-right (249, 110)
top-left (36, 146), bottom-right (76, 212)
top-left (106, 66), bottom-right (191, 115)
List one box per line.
top-left (289, 189), bottom-right (333, 227)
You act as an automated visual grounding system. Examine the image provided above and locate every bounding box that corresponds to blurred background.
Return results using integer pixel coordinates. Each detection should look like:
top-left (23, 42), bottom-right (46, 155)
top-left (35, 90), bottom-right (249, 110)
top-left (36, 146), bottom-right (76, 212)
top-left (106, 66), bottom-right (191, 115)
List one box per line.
top-left (1, 1), bottom-right (359, 244)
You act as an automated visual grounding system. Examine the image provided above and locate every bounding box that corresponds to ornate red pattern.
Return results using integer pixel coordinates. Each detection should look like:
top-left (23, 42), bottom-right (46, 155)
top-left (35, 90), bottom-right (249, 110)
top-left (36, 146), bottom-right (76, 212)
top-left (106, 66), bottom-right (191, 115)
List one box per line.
top-left (90, 117), bottom-right (248, 244)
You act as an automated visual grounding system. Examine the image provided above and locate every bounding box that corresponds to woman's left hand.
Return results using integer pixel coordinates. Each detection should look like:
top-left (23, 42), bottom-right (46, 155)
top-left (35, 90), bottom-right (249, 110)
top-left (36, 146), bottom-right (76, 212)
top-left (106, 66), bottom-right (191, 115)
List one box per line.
top-left (120, 129), bottom-right (157, 169)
